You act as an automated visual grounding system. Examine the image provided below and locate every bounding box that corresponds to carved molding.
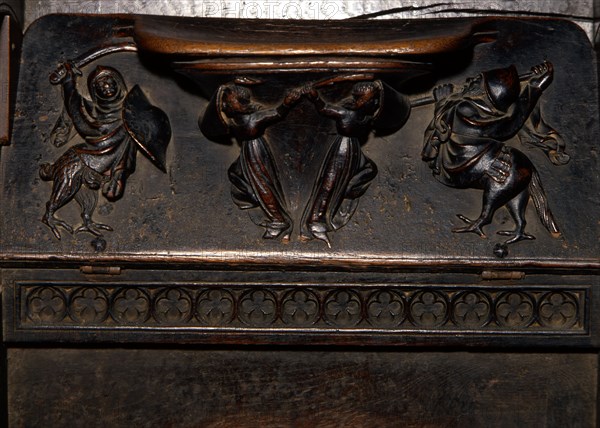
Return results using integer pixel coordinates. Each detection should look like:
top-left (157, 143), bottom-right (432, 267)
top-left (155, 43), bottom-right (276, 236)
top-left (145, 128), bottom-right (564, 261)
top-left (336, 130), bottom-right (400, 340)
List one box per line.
top-left (19, 283), bottom-right (585, 333)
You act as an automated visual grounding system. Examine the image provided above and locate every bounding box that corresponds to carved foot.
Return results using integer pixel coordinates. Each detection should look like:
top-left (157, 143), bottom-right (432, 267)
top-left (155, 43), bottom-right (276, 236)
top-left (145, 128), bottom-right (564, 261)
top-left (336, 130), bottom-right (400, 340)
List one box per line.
top-left (497, 230), bottom-right (535, 245)
top-left (313, 233), bottom-right (331, 248)
top-left (103, 177), bottom-right (125, 201)
top-left (301, 223), bottom-right (332, 248)
top-left (452, 214), bottom-right (486, 238)
top-left (42, 215), bottom-right (74, 240)
top-left (262, 222), bottom-right (291, 242)
top-left (75, 221), bottom-right (113, 237)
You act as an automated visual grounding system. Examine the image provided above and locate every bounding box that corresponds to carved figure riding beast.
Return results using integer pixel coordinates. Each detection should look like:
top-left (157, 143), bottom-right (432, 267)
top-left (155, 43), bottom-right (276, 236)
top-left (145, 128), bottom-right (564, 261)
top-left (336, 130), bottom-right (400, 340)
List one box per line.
top-left (422, 61), bottom-right (566, 256)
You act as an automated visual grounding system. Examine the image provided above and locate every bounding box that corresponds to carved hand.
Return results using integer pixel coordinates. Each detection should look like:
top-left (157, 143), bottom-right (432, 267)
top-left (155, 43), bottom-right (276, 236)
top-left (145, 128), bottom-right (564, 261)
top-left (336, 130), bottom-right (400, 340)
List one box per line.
top-left (302, 83), bottom-right (319, 101)
top-left (49, 62), bottom-right (83, 85)
top-left (283, 88), bottom-right (304, 107)
top-left (433, 83), bottom-right (454, 102)
top-left (528, 61), bottom-right (553, 91)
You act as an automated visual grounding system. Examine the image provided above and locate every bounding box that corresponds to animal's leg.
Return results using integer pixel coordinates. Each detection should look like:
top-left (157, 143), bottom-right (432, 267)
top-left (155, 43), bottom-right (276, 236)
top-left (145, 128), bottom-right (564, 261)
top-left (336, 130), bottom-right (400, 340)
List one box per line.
top-left (41, 162), bottom-right (82, 239)
top-left (453, 187), bottom-right (506, 238)
top-left (74, 186), bottom-right (113, 236)
top-left (497, 189), bottom-right (535, 244)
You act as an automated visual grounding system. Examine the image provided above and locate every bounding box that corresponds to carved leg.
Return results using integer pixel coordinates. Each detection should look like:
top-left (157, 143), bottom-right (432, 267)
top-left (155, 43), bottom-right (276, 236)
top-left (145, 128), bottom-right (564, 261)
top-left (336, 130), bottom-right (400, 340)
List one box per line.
top-left (302, 136), bottom-right (376, 246)
top-left (497, 189), bottom-right (535, 244)
top-left (454, 148), bottom-right (534, 239)
top-left (103, 142), bottom-right (137, 201)
top-left (40, 154), bottom-right (84, 240)
top-left (42, 202), bottom-right (74, 240)
top-left (454, 186), bottom-right (507, 238)
top-left (230, 138), bottom-right (292, 241)
top-left (74, 186), bottom-right (113, 236)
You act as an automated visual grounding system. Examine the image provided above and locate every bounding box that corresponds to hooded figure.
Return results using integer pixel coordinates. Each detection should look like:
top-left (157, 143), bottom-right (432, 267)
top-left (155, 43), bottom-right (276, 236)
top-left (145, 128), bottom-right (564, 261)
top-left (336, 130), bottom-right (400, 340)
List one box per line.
top-left (422, 65), bottom-right (526, 185)
top-left (421, 62), bottom-right (562, 249)
top-left (40, 63), bottom-right (170, 239)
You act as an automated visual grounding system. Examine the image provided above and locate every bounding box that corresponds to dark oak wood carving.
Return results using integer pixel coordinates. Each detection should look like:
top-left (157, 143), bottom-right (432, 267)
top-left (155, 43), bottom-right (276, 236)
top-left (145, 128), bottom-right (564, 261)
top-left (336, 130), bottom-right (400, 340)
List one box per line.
top-left (40, 61), bottom-right (171, 241)
top-left (145, 16), bottom-right (488, 246)
top-left (3, 15), bottom-right (597, 272)
top-left (300, 80), bottom-right (410, 245)
top-left (1, 14), bottom-right (598, 353)
top-left (421, 61), bottom-right (569, 257)
top-left (201, 81), bottom-right (302, 241)
top-left (19, 282), bottom-right (585, 334)
top-left (200, 77), bottom-right (410, 244)
top-left (2, 15), bottom-right (599, 427)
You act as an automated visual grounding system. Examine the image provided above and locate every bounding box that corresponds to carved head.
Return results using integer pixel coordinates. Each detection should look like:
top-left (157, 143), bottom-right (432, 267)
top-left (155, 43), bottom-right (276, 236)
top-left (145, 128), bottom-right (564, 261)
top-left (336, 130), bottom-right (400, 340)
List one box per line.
top-left (481, 65), bottom-right (520, 112)
top-left (347, 82), bottom-right (381, 111)
top-left (221, 85), bottom-right (253, 115)
top-left (87, 66), bottom-right (127, 106)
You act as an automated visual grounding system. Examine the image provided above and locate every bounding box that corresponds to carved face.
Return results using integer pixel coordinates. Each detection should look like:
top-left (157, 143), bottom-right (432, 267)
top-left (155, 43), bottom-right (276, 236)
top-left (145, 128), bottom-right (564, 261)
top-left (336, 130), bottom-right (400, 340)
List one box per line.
top-left (87, 66), bottom-right (126, 110)
top-left (93, 75), bottom-right (119, 101)
top-left (222, 86), bottom-right (253, 115)
top-left (350, 83), bottom-right (379, 110)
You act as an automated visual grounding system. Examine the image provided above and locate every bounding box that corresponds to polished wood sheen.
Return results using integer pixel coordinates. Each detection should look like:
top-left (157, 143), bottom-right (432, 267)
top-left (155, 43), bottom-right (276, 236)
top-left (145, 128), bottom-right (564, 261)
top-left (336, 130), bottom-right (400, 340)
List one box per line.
top-left (1, 10), bottom-right (599, 427)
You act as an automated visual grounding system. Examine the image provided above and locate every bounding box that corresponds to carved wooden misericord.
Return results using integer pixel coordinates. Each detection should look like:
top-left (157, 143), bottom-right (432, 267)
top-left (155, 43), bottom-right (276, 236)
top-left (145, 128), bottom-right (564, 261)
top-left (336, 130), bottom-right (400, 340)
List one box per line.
top-left (0, 14), bottom-right (597, 347)
top-left (17, 16), bottom-right (580, 258)
top-left (1, 9), bottom-right (599, 428)
top-left (421, 61), bottom-right (568, 257)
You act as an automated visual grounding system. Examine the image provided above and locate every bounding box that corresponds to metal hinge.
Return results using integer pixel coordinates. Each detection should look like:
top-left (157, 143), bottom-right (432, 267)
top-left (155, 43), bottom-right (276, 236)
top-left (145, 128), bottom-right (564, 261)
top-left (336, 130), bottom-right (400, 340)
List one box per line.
top-left (80, 266), bottom-right (122, 275)
top-left (481, 270), bottom-right (526, 280)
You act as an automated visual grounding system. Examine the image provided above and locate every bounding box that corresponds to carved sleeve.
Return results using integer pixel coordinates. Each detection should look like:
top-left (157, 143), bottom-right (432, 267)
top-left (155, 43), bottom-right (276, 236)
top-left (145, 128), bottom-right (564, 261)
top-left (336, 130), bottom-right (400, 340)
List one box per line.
top-left (62, 77), bottom-right (100, 138)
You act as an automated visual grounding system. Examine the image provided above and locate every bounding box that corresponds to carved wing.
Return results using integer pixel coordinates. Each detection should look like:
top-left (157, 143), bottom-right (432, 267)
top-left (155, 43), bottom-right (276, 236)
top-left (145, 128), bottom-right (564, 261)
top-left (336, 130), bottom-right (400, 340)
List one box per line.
top-left (123, 85), bottom-right (171, 172)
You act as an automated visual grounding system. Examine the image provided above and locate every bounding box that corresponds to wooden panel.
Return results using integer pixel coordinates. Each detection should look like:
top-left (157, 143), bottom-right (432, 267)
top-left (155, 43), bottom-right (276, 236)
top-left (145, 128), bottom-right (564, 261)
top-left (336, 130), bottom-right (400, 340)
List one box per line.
top-left (1, 16), bottom-right (598, 271)
top-left (0, 15), bottom-right (21, 145)
top-left (7, 348), bottom-right (597, 427)
top-left (3, 268), bottom-right (598, 347)
top-left (1, 9), bottom-right (599, 426)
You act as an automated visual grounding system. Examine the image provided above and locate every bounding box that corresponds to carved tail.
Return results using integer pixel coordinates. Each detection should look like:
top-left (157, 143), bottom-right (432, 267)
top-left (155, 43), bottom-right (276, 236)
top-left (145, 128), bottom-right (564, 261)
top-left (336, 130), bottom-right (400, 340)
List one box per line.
top-left (529, 169), bottom-right (561, 238)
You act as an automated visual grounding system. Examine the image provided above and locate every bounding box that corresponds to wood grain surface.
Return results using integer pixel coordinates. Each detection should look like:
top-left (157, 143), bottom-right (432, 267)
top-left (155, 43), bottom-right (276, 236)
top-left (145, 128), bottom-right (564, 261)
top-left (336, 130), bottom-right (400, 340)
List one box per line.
top-left (7, 348), bottom-right (597, 427)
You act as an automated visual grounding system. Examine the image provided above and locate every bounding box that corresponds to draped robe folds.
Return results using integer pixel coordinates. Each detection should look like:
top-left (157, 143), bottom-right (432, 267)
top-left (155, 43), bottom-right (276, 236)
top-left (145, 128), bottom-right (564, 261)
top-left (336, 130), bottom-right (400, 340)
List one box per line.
top-left (57, 76), bottom-right (136, 197)
top-left (301, 94), bottom-right (382, 240)
top-left (228, 136), bottom-right (291, 235)
top-left (421, 84), bottom-right (563, 189)
top-left (421, 85), bottom-right (562, 187)
top-left (203, 85), bottom-right (293, 238)
top-left (301, 134), bottom-right (377, 237)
